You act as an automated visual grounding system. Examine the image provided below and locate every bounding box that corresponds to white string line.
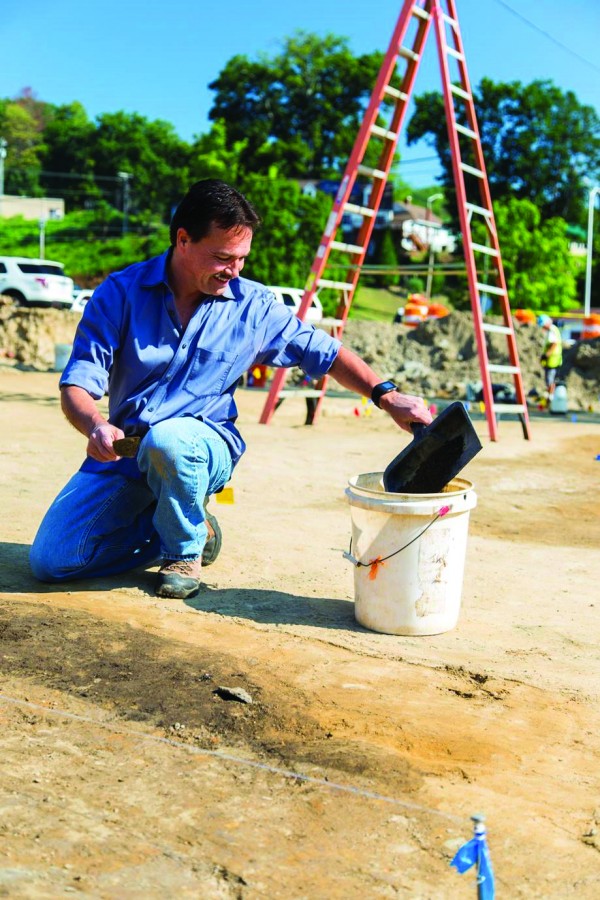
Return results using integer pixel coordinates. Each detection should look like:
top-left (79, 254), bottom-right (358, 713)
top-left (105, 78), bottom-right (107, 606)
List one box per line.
top-left (0, 691), bottom-right (465, 826)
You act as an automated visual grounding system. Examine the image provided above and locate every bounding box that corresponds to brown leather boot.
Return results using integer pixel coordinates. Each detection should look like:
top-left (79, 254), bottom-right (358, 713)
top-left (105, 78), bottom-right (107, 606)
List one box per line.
top-left (202, 502), bottom-right (222, 567)
top-left (156, 557), bottom-right (203, 599)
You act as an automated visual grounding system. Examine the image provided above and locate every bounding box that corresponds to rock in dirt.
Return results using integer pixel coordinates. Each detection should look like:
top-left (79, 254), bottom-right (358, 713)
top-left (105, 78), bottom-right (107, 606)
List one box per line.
top-left (214, 686), bottom-right (253, 704)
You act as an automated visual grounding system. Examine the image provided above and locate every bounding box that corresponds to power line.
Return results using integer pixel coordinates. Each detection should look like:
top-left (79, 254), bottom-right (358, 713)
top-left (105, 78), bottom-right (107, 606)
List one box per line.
top-left (491, 0), bottom-right (600, 75)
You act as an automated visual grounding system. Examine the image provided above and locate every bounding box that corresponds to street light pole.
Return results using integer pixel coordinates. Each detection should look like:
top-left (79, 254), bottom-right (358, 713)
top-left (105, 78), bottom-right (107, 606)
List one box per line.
top-left (118, 171), bottom-right (132, 236)
top-left (584, 186), bottom-right (600, 317)
top-left (425, 193), bottom-right (443, 299)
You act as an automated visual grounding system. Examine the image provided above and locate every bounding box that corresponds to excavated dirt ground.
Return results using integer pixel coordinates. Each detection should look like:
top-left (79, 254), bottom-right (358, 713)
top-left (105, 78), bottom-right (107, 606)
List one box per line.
top-left (1, 359), bottom-right (600, 898)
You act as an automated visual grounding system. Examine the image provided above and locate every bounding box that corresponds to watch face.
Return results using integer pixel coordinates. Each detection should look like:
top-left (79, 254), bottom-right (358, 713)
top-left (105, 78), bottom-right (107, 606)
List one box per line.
top-left (372, 381), bottom-right (398, 407)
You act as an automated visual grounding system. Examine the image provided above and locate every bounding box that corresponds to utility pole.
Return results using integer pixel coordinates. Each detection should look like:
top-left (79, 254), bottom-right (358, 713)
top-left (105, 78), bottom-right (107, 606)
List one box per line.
top-left (0, 138), bottom-right (7, 217)
top-left (425, 193), bottom-right (443, 299)
top-left (39, 217), bottom-right (47, 259)
top-left (118, 171), bottom-right (132, 236)
top-left (584, 185), bottom-right (600, 317)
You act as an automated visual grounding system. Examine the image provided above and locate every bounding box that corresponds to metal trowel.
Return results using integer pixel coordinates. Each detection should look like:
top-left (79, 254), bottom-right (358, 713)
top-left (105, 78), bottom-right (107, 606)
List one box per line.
top-left (383, 401), bottom-right (482, 494)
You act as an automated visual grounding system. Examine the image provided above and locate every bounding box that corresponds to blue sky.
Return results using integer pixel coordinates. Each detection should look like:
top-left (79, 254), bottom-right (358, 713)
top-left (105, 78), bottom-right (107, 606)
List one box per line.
top-left (3, 0), bottom-right (600, 187)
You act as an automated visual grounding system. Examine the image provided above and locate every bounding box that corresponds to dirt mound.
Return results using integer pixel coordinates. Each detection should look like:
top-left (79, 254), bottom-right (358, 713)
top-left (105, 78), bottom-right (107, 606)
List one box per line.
top-left (0, 303), bottom-right (81, 370)
top-left (343, 313), bottom-right (600, 411)
top-left (1, 302), bottom-right (599, 410)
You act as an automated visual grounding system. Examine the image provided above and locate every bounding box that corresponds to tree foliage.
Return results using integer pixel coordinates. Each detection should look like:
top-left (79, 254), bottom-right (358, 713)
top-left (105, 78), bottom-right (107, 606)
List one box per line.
top-left (0, 100), bottom-right (44, 196)
top-left (407, 78), bottom-right (600, 225)
top-left (236, 171), bottom-right (331, 291)
top-left (90, 111), bottom-right (191, 219)
top-left (208, 31), bottom-right (384, 178)
top-left (474, 197), bottom-right (580, 313)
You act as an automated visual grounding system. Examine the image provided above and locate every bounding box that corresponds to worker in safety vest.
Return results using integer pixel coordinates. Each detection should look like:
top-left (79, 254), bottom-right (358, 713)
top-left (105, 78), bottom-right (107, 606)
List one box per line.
top-left (537, 314), bottom-right (563, 398)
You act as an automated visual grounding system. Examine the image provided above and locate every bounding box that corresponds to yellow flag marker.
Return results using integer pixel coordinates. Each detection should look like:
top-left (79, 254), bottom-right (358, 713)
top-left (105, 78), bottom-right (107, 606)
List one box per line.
top-left (215, 487), bottom-right (235, 505)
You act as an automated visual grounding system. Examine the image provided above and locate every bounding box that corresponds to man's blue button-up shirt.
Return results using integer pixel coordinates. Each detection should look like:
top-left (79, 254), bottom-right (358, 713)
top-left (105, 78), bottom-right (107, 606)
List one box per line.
top-left (60, 251), bottom-right (341, 474)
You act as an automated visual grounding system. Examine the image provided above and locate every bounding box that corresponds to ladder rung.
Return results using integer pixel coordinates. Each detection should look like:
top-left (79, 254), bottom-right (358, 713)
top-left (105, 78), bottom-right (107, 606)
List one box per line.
top-left (330, 240), bottom-right (365, 255)
top-left (399, 46), bottom-right (420, 62)
top-left (488, 364), bottom-right (520, 374)
top-left (461, 162), bottom-right (485, 179)
top-left (383, 85), bottom-right (409, 102)
top-left (493, 403), bottom-right (527, 414)
top-left (483, 323), bottom-right (512, 335)
top-left (370, 124), bottom-right (398, 141)
top-left (317, 278), bottom-right (355, 291)
top-left (450, 84), bottom-right (471, 101)
top-left (344, 202), bottom-right (375, 218)
top-left (455, 123), bottom-right (478, 139)
top-left (476, 282), bottom-right (506, 296)
top-left (442, 13), bottom-right (459, 31)
top-left (412, 4), bottom-right (431, 20)
top-left (357, 163), bottom-right (387, 180)
top-left (447, 47), bottom-right (465, 61)
top-left (279, 389), bottom-right (323, 399)
top-left (471, 242), bottom-right (499, 257)
top-left (465, 202), bottom-right (493, 219)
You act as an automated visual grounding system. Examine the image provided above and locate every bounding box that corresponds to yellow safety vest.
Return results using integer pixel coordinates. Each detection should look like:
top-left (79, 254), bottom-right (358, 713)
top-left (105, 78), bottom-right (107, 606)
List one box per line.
top-left (542, 324), bottom-right (562, 368)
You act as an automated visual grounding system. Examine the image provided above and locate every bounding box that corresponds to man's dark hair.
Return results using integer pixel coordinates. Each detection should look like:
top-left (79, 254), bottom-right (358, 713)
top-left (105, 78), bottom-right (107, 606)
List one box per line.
top-left (169, 179), bottom-right (261, 245)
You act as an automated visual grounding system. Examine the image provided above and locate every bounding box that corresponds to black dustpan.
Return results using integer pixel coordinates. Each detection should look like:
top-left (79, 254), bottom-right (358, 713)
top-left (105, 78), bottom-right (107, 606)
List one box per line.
top-left (383, 401), bottom-right (482, 494)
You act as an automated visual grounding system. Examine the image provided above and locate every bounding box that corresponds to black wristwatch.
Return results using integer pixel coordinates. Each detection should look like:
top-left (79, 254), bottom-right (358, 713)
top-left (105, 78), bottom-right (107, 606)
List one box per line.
top-left (371, 380), bottom-right (398, 408)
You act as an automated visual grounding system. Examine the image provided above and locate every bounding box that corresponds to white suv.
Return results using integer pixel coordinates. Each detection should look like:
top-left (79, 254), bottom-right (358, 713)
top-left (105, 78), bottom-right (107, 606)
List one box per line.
top-left (267, 286), bottom-right (323, 324)
top-left (0, 256), bottom-right (74, 308)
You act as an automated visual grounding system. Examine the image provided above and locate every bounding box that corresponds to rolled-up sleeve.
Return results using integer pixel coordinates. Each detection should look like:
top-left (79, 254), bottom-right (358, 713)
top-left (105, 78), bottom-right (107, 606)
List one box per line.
top-left (253, 296), bottom-right (341, 378)
top-left (60, 277), bottom-right (124, 399)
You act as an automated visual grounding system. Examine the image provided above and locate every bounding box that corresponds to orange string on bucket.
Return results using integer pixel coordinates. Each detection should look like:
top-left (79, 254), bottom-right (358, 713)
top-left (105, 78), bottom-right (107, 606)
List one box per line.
top-left (349, 504), bottom-right (453, 579)
top-left (368, 556), bottom-right (385, 580)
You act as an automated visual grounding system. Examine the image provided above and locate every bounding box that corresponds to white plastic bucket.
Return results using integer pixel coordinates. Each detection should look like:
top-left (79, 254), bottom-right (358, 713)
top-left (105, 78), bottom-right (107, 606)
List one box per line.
top-left (54, 343), bottom-right (72, 372)
top-left (345, 473), bottom-right (477, 635)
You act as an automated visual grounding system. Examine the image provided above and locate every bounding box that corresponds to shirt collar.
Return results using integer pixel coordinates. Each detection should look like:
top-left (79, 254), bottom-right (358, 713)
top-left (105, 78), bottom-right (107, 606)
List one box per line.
top-left (141, 249), bottom-right (237, 300)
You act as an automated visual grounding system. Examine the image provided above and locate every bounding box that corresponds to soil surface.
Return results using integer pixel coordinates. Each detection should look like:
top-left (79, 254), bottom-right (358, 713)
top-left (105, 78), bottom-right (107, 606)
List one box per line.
top-left (1, 365), bottom-right (600, 898)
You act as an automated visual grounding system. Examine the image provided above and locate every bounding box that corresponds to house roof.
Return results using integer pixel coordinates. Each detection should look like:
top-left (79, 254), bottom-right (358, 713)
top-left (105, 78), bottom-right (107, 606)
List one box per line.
top-left (393, 202), bottom-right (442, 225)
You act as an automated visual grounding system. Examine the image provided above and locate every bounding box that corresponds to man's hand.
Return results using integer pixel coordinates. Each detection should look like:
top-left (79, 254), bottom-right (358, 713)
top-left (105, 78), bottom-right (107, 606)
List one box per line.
top-left (379, 391), bottom-right (433, 433)
top-left (87, 423), bottom-right (126, 462)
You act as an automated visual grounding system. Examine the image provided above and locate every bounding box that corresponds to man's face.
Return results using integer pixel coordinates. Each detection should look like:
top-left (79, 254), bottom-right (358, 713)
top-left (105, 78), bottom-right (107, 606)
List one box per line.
top-left (176, 223), bottom-right (253, 296)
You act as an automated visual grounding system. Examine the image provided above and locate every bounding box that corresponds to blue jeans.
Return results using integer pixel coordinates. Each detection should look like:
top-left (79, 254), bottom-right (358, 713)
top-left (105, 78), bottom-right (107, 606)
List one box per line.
top-left (30, 418), bottom-right (233, 583)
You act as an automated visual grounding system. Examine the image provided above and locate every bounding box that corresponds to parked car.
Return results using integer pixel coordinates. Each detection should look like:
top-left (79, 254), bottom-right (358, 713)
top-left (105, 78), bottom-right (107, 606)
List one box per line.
top-left (267, 286), bottom-right (323, 324)
top-left (70, 287), bottom-right (94, 313)
top-left (0, 256), bottom-right (74, 309)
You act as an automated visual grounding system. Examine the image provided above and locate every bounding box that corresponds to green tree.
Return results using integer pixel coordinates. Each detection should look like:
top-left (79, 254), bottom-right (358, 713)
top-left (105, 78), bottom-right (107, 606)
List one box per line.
top-left (473, 197), bottom-right (579, 313)
top-left (189, 120), bottom-right (248, 183)
top-left (370, 228), bottom-right (399, 289)
top-left (208, 32), bottom-right (385, 178)
top-left (407, 79), bottom-right (600, 226)
top-left (40, 102), bottom-right (100, 208)
top-left (236, 171), bottom-right (331, 296)
top-left (90, 111), bottom-right (192, 220)
top-left (0, 100), bottom-right (45, 195)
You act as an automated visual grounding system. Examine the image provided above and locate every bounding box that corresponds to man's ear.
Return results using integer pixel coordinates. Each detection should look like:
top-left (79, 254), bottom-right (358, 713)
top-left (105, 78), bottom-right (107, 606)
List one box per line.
top-left (177, 227), bottom-right (190, 248)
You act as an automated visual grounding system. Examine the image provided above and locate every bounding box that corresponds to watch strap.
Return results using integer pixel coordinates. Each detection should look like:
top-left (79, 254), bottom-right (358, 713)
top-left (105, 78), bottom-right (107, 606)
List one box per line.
top-left (371, 381), bottom-right (398, 408)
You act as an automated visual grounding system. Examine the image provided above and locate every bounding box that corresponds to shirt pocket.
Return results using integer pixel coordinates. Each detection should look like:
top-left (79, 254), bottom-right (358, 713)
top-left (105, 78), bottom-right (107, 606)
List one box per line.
top-left (182, 347), bottom-right (238, 397)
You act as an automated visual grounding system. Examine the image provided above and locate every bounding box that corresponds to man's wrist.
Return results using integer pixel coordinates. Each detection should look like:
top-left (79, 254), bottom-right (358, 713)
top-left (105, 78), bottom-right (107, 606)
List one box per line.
top-left (88, 422), bottom-right (106, 438)
top-left (371, 381), bottom-right (398, 408)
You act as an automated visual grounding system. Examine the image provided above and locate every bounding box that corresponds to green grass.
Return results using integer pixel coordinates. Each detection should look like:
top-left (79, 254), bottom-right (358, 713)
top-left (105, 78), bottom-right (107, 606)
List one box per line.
top-left (349, 286), bottom-right (404, 322)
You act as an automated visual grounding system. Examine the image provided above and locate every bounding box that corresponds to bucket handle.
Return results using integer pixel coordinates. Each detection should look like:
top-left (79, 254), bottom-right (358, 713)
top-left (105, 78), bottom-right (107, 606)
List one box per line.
top-left (343, 504), bottom-right (452, 580)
